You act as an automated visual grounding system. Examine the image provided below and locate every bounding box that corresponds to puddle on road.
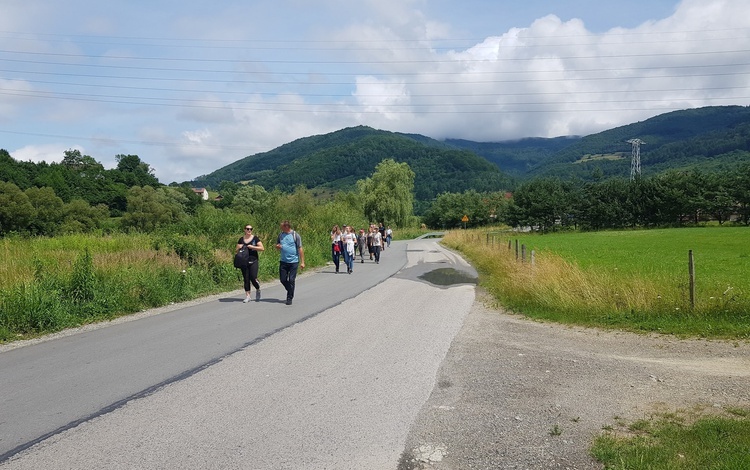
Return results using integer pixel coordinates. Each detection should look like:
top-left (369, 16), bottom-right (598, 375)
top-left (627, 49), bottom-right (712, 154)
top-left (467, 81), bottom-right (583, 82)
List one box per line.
top-left (418, 268), bottom-right (478, 287)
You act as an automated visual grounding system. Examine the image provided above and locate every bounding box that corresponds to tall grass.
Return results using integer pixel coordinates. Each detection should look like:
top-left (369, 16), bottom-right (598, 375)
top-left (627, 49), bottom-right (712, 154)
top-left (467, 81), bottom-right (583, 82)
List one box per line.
top-left (0, 192), bottom-right (376, 343)
top-left (0, 232), bottom-right (240, 342)
top-left (443, 228), bottom-right (750, 338)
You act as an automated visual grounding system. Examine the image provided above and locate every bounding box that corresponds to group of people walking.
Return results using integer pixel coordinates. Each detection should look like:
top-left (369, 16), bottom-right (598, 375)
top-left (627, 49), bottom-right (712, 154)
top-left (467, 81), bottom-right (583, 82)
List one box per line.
top-left (235, 220), bottom-right (304, 306)
top-left (235, 220), bottom-right (392, 306)
top-left (330, 223), bottom-right (392, 274)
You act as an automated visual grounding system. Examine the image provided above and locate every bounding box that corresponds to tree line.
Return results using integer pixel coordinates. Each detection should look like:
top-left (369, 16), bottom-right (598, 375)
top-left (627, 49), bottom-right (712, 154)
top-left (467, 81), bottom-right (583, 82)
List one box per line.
top-left (0, 149), bottom-right (417, 237)
top-left (424, 164), bottom-right (750, 231)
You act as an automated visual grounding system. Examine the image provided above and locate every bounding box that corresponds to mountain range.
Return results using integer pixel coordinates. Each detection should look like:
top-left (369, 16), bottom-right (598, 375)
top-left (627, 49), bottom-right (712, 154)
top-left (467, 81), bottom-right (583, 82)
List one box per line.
top-left (192, 105), bottom-right (750, 200)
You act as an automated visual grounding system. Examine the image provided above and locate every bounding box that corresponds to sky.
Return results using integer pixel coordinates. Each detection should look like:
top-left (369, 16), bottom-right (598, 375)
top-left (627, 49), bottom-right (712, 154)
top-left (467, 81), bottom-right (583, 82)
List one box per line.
top-left (0, 0), bottom-right (748, 183)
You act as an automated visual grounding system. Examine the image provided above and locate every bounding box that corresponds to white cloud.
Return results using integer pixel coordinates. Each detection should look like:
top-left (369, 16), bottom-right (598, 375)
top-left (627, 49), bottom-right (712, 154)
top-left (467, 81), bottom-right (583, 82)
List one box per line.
top-left (353, 77), bottom-right (410, 120)
top-left (11, 143), bottom-right (83, 164)
top-left (1, 0), bottom-right (748, 182)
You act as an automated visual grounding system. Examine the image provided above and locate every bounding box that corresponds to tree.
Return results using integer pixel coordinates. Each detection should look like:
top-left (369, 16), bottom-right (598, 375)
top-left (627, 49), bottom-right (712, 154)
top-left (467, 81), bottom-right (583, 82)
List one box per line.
top-left (232, 184), bottom-right (271, 214)
top-left (114, 154), bottom-right (160, 187)
top-left (121, 186), bottom-right (187, 232)
top-left (61, 149), bottom-right (104, 177)
top-left (703, 172), bottom-right (735, 225)
top-left (25, 186), bottom-right (64, 235)
top-left (579, 179), bottom-right (632, 230)
top-left (506, 178), bottom-right (574, 232)
top-left (729, 163), bottom-right (750, 225)
top-left (423, 190), bottom-right (502, 229)
top-left (356, 159), bottom-right (415, 227)
top-left (60, 199), bottom-right (108, 233)
top-left (0, 181), bottom-right (34, 234)
top-left (0, 149), bottom-right (34, 189)
top-left (34, 164), bottom-right (75, 202)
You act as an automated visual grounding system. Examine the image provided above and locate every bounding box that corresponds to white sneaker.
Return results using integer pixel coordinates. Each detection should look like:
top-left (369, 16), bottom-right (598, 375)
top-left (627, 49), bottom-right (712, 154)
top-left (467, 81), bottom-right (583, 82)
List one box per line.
top-left (243, 296), bottom-right (250, 303)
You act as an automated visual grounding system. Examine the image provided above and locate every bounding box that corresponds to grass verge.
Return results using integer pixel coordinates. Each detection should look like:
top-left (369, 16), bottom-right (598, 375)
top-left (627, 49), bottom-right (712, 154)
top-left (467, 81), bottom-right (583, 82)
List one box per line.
top-left (442, 227), bottom-right (750, 338)
top-left (592, 408), bottom-right (750, 469)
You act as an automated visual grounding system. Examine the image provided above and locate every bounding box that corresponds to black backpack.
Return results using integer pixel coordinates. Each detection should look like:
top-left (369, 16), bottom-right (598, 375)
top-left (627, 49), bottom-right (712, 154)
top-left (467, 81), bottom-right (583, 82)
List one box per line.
top-left (234, 245), bottom-right (252, 268)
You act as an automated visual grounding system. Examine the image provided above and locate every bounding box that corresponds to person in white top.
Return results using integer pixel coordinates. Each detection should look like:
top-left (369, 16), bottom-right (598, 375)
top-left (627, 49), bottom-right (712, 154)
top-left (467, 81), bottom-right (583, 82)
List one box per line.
top-left (385, 226), bottom-right (393, 247)
top-left (342, 225), bottom-right (356, 274)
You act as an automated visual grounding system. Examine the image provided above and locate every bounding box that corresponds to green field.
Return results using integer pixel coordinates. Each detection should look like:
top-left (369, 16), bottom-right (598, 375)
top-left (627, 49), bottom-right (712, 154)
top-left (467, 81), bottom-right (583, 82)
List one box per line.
top-left (444, 227), bottom-right (750, 338)
top-left (510, 227), bottom-right (749, 296)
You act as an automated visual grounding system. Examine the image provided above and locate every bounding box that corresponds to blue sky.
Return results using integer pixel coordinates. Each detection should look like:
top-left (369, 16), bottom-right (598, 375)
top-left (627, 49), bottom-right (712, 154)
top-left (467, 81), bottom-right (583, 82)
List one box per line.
top-left (1, 0), bottom-right (747, 183)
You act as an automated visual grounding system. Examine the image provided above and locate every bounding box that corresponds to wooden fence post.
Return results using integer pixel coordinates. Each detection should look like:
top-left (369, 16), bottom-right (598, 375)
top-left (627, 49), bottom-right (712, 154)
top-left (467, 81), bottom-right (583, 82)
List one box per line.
top-left (521, 244), bottom-right (526, 263)
top-left (531, 250), bottom-right (535, 266)
top-left (689, 250), bottom-right (695, 309)
top-left (515, 240), bottom-right (519, 260)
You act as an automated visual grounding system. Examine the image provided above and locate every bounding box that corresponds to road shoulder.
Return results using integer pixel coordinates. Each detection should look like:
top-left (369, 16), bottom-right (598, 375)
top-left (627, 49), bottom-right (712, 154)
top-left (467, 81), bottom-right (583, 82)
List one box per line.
top-left (400, 289), bottom-right (750, 469)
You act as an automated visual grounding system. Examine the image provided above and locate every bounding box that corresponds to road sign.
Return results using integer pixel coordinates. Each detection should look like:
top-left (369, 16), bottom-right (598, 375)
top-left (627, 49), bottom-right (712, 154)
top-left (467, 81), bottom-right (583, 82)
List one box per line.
top-left (461, 215), bottom-right (469, 222)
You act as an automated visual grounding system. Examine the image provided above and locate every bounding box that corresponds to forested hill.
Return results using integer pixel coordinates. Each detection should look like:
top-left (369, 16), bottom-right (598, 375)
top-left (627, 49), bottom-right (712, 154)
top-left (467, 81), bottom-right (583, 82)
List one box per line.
top-left (192, 126), bottom-right (510, 203)
top-left (524, 105), bottom-right (750, 180)
top-left (194, 106), bottom-right (750, 195)
top-left (445, 136), bottom-right (581, 176)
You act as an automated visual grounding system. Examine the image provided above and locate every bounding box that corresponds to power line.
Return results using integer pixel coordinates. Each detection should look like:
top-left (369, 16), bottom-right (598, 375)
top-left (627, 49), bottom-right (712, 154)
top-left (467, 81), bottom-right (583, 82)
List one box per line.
top-left (1, 88), bottom-right (745, 113)
top-left (0, 26), bottom-right (746, 45)
top-left (0, 129), bottom-right (261, 151)
top-left (11, 77), bottom-right (749, 100)
top-left (1, 48), bottom-right (748, 67)
top-left (1, 58), bottom-right (747, 78)
top-left (1, 66), bottom-right (746, 86)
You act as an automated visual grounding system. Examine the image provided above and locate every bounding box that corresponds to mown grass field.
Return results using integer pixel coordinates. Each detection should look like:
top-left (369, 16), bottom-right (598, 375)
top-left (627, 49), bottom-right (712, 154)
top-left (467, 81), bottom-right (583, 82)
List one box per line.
top-left (443, 227), bottom-right (750, 338)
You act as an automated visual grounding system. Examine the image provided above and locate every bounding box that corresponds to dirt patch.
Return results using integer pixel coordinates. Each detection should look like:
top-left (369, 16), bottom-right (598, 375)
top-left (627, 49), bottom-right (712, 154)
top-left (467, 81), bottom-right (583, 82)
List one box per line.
top-left (401, 289), bottom-right (750, 469)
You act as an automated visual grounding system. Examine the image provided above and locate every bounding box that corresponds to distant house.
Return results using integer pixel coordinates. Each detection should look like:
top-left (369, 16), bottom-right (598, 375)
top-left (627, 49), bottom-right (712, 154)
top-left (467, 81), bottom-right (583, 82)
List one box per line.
top-left (192, 188), bottom-right (209, 200)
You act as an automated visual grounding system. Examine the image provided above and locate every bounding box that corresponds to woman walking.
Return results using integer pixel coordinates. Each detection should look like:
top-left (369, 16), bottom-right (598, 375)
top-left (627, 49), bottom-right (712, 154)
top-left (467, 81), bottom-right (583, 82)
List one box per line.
top-left (237, 224), bottom-right (264, 303)
top-left (372, 226), bottom-right (382, 264)
top-left (342, 225), bottom-right (356, 274)
top-left (330, 224), bottom-right (342, 273)
top-left (357, 228), bottom-right (367, 263)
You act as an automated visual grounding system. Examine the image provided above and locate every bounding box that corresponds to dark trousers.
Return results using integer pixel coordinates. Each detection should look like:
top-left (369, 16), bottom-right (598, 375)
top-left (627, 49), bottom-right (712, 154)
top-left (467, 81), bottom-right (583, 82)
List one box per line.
top-left (279, 262), bottom-right (299, 300)
top-left (373, 246), bottom-right (381, 262)
top-left (332, 244), bottom-right (341, 272)
top-left (241, 262), bottom-right (260, 292)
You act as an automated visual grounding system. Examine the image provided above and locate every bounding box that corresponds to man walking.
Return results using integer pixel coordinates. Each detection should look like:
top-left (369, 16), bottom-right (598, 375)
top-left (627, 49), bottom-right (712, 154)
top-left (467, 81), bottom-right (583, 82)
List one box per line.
top-left (275, 220), bottom-right (304, 305)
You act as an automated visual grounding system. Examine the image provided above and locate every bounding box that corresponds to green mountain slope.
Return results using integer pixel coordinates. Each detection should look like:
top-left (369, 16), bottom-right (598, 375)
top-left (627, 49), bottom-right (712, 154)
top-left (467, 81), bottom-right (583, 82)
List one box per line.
top-left (192, 106), bottom-right (750, 200)
top-left (444, 136), bottom-right (581, 176)
top-left (528, 105), bottom-right (750, 179)
top-left (193, 126), bottom-right (510, 204)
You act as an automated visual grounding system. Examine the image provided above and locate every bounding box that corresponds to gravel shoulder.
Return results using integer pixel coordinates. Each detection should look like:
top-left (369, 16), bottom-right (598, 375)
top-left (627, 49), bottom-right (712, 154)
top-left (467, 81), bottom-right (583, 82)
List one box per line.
top-left (400, 289), bottom-right (750, 469)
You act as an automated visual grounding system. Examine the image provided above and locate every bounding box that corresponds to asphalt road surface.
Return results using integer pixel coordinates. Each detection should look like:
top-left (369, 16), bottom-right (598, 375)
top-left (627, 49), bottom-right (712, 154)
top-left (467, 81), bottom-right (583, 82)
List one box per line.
top-left (0, 237), bottom-right (478, 469)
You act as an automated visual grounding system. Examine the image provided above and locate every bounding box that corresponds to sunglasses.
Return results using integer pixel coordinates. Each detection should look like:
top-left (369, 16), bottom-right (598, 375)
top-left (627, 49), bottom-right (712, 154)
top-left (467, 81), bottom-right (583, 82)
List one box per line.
top-left (245, 227), bottom-right (253, 231)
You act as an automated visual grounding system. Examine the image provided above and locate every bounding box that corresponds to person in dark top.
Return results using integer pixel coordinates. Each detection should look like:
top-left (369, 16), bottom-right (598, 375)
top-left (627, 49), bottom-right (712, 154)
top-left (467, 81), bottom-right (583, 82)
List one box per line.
top-left (236, 224), bottom-right (264, 303)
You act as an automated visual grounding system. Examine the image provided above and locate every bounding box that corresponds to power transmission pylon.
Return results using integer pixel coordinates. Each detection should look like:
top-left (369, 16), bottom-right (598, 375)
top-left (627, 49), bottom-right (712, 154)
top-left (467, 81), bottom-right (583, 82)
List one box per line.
top-left (627, 138), bottom-right (644, 181)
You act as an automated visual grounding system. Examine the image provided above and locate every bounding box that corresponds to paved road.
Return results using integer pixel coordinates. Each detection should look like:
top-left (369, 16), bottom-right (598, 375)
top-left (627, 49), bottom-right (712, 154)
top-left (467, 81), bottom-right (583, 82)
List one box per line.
top-left (0, 238), bottom-right (477, 469)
